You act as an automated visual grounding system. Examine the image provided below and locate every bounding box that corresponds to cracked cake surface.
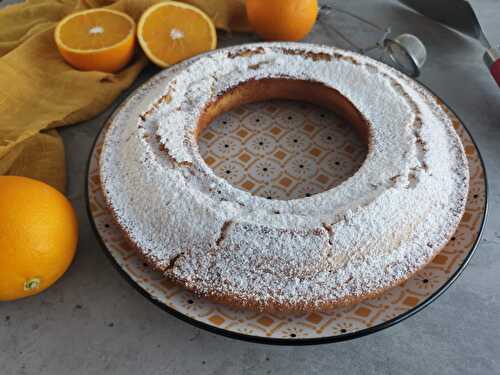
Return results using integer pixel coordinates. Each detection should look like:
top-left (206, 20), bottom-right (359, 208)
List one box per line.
top-left (99, 43), bottom-right (469, 312)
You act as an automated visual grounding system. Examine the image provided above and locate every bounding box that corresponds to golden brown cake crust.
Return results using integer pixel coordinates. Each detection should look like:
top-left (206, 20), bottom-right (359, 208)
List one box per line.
top-left (98, 43), bottom-right (469, 313)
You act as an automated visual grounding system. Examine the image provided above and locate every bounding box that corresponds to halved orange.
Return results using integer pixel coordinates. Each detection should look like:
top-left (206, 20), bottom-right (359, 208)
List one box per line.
top-left (137, 1), bottom-right (217, 68)
top-left (55, 8), bottom-right (136, 73)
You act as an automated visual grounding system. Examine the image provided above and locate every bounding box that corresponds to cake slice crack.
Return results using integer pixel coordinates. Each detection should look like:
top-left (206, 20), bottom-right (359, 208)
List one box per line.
top-left (215, 220), bottom-right (233, 247)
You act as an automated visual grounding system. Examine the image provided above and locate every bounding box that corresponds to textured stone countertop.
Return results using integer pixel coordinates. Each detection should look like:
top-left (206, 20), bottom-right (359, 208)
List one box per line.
top-left (1, 0), bottom-right (499, 374)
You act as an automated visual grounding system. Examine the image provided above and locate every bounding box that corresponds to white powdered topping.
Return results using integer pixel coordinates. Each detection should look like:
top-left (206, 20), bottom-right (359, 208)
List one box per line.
top-left (99, 43), bottom-right (469, 311)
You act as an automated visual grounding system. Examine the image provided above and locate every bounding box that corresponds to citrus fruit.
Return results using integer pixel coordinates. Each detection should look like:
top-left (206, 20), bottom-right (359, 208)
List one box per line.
top-left (55, 8), bottom-right (136, 73)
top-left (137, 1), bottom-right (217, 68)
top-left (246, 0), bottom-right (318, 41)
top-left (0, 176), bottom-right (78, 301)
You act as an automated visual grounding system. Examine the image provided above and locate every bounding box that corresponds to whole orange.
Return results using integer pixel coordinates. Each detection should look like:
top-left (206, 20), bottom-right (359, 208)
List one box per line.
top-left (0, 176), bottom-right (78, 301)
top-left (246, 0), bottom-right (318, 41)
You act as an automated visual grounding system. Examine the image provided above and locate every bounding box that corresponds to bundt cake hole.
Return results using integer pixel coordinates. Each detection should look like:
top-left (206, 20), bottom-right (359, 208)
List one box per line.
top-left (197, 78), bottom-right (370, 200)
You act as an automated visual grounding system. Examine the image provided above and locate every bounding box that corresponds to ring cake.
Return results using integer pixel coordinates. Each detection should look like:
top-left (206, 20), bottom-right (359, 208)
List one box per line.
top-left (99, 43), bottom-right (469, 312)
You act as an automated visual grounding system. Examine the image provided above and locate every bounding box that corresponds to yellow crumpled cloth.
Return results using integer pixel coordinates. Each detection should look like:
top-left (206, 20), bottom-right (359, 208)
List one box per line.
top-left (0, 0), bottom-right (249, 193)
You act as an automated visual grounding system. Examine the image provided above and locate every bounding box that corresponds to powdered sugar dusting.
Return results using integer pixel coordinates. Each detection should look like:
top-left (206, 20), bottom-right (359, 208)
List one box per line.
top-left (99, 43), bottom-right (468, 312)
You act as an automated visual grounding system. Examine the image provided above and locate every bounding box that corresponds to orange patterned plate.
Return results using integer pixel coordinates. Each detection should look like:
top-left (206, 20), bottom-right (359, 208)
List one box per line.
top-left (86, 47), bottom-right (487, 345)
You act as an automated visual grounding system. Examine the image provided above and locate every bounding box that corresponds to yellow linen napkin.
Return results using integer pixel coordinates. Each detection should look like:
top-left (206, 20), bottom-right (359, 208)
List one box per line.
top-left (0, 0), bottom-right (249, 193)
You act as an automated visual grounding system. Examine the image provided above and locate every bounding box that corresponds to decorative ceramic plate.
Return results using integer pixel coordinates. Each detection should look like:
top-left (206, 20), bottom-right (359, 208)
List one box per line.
top-left (86, 48), bottom-right (487, 345)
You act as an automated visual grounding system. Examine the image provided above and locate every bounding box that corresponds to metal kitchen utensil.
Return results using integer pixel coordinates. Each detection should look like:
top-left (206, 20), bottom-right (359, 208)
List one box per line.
top-left (319, 4), bottom-right (427, 77)
top-left (384, 33), bottom-right (427, 76)
top-left (400, 0), bottom-right (500, 86)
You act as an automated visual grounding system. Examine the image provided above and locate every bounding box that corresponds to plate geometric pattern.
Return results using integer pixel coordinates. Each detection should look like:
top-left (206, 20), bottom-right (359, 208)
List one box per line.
top-left (198, 100), bottom-right (367, 199)
top-left (87, 58), bottom-right (486, 343)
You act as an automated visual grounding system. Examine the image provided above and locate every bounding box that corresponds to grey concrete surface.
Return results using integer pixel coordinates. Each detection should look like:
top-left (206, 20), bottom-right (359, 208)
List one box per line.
top-left (1, 1), bottom-right (499, 374)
